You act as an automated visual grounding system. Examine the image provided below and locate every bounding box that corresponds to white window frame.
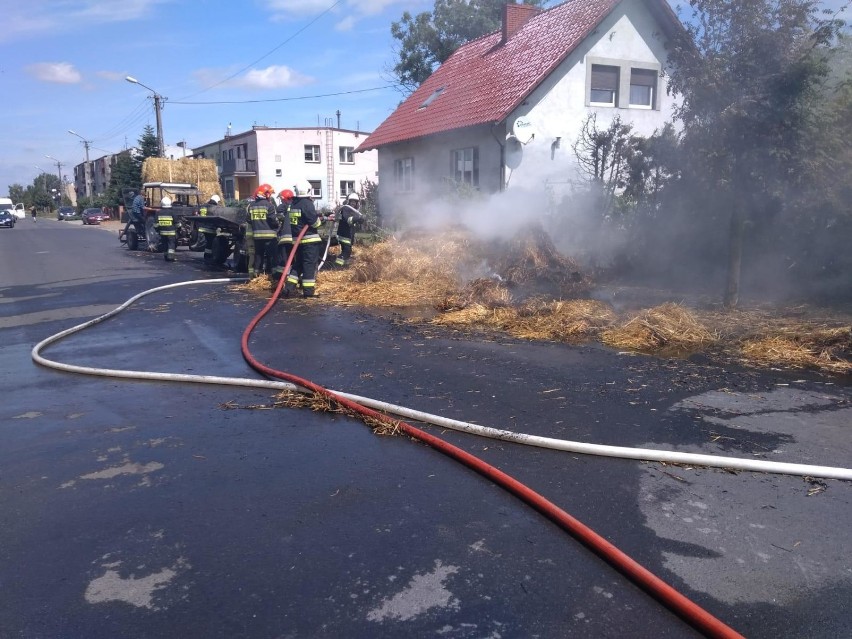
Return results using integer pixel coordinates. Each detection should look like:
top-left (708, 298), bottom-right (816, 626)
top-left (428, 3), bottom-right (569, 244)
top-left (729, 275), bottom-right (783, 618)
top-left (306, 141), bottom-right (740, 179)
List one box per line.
top-left (308, 180), bottom-right (322, 198)
top-left (339, 180), bottom-right (355, 198)
top-left (394, 157), bottom-right (414, 193)
top-left (304, 145), bottom-right (321, 163)
top-left (589, 64), bottom-right (619, 107)
top-left (339, 146), bottom-right (355, 164)
top-left (450, 147), bottom-right (479, 187)
top-left (629, 68), bottom-right (657, 109)
top-left (586, 57), bottom-right (661, 111)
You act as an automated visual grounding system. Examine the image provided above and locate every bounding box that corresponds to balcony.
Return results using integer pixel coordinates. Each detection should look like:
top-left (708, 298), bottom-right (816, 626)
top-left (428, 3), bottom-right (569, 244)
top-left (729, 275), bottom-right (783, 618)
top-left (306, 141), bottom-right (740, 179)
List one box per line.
top-left (222, 158), bottom-right (257, 176)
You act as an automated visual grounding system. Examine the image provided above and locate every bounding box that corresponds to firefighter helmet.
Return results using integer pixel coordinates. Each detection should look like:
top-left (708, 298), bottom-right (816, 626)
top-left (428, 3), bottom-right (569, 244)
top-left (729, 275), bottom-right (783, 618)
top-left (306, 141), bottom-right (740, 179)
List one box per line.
top-left (294, 182), bottom-right (313, 198)
top-left (278, 188), bottom-right (295, 201)
top-left (160, 196), bottom-right (172, 208)
top-left (210, 194), bottom-right (221, 204)
top-left (255, 184), bottom-right (274, 199)
top-left (346, 192), bottom-right (360, 202)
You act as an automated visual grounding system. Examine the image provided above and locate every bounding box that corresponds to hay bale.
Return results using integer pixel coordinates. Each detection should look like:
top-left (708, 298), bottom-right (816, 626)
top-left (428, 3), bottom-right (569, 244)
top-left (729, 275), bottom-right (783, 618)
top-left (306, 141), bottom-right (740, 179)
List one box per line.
top-left (141, 158), bottom-right (222, 199)
top-left (601, 302), bottom-right (718, 351)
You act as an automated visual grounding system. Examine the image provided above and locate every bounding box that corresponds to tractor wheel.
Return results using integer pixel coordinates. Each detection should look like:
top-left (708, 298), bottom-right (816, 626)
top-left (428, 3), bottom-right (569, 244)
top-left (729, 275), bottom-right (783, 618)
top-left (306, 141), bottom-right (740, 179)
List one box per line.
top-left (145, 216), bottom-right (162, 252)
top-left (127, 228), bottom-right (139, 251)
top-left (211, 236), bottom-right (230, 266)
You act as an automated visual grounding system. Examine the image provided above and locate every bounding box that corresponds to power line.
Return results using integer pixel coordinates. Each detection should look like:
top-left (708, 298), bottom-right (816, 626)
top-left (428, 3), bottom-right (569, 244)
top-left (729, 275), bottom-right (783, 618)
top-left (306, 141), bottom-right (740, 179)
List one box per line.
top-left (176, 0), bottom-right (344, 101)
top-left (170, 85), bottom-right (400, 105)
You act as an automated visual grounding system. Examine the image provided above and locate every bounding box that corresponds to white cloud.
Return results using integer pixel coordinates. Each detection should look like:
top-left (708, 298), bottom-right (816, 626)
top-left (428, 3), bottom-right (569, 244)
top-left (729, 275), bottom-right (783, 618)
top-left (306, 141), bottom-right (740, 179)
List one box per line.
top-left (335, 16), bottom-right (357, 31)
top-left (27, 62), bottom-right (83, 84)
top-left (96, 70), bottom-right (128, 81)
top-left (4, 0), bottom-right (169, 42)
top-left (194, 65), bottom-right (314, 91)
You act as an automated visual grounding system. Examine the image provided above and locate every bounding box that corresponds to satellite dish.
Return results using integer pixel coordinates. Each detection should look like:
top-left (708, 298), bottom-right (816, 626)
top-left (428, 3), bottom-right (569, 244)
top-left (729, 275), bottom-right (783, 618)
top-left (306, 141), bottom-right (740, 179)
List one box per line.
top-left (512, 116), bottom-right (536, 144)
top-left (505, 136), bottom-right (523, 170)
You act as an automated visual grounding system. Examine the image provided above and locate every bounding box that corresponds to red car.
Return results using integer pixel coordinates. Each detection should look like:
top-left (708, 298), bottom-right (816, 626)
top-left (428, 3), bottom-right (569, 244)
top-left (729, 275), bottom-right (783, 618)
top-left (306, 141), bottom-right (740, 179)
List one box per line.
top-left (81, 208), bottom-right (110, 225)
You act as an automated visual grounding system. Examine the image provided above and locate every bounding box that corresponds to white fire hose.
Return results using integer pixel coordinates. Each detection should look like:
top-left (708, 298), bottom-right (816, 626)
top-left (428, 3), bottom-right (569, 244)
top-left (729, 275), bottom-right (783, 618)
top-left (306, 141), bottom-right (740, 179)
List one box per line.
top-left (31, 278), bottom-right (852, 482)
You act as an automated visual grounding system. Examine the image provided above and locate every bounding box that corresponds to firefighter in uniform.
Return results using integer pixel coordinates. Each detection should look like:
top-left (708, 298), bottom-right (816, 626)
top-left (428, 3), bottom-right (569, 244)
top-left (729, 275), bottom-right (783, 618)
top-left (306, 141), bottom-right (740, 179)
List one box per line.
top-left (334, 192), bottom-right (366, 268)
top-left (272, 189), bottom-right (295, 283)
top-left (246, 184), bottom-right (278, 278)
top-left (285, 182), bottom-right (324, 298)
top-left (197, 194), bottom-right (222, 264)
top-left (158, 196), bottom-right (177, 262)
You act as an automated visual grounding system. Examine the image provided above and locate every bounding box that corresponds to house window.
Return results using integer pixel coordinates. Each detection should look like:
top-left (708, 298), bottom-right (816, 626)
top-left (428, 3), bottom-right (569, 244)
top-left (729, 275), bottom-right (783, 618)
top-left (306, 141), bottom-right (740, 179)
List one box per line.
top-left (275, 168), bottom-right (282, 177)
top-left (308, 180), bottom-right (322, 198)
top-left (590, 65), bottom-right (619, 106)
top-left (275, 154), bottom-right (282, 162)
top-left (394, 158), bottom-right (414, 193)
top-left (340, 180), bottom-right (355, 198)
top-left (451, 147), bottom-right (479, 187)
top-left (339, 146), bottom-right (354, 164)
top-left (629, 68), bottom-right (657, 109)
top-left (305, 145), bottom-right (321, 163)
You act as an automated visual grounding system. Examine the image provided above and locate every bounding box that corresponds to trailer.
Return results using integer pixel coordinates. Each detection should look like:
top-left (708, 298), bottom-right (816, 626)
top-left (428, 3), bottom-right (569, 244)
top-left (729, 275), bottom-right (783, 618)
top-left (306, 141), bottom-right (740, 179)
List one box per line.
top-left (119, 183), bottom-right (203, 252)
top-left (183, 205), bottom-right (249, 272)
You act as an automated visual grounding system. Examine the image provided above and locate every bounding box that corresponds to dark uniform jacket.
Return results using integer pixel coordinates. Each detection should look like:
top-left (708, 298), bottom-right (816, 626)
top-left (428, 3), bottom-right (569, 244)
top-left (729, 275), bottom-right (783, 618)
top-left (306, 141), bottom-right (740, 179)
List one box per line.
top-left (247, 197), bottom-right (278, 240)
top-left (336, 204), bottom-right (365, 243)
top-left (289, 196), bottom-right (322, 244)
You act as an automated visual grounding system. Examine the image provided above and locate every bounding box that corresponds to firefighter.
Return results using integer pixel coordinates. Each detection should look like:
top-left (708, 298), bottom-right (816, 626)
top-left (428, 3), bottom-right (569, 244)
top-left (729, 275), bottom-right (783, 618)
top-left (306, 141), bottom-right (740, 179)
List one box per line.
top-left (285, 182), bottom-right (324, 298)
top-left (197, 194), bottom-right (222, 264)
top-left (158, 196), bottom-right (177, 262)
top-left (334, 192), bottom-right (366, 268)
top-left (246, 184), bottom-right (278, 278)
top-left (272, 189), bottom-right (295, 283)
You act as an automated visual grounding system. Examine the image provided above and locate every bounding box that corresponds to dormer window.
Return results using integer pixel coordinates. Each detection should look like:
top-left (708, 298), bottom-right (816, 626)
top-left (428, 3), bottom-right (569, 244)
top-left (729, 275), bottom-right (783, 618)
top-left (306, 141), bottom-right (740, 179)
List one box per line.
top-left (418, 87), bottom-right (445, 110)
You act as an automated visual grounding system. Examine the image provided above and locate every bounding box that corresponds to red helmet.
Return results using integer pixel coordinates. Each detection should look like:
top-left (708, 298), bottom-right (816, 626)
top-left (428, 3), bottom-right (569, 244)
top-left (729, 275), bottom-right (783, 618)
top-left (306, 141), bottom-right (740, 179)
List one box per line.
top-left (254, 183), bottom-right (274, 199)
top-left (278, 189), bottom-right (294, 201)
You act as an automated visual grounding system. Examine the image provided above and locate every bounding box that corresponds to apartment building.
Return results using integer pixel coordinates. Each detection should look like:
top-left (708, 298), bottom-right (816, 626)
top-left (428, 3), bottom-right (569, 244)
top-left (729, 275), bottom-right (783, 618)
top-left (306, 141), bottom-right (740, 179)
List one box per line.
top-left (72, 147), bottom-right (141, 198)
top-left (193, 126), bottom-right (378, 209)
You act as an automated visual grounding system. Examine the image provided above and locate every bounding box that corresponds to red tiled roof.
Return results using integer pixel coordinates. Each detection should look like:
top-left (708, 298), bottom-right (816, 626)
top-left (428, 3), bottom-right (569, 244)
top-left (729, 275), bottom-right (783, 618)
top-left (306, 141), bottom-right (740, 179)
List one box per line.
top-left (360, 0), bottom-right (626, 151)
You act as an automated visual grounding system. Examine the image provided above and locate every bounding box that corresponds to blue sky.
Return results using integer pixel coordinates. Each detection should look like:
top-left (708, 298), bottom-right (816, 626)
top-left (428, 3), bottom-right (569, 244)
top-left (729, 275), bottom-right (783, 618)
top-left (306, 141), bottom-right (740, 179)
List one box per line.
top-left (1, 0), bottom-right (847, 196)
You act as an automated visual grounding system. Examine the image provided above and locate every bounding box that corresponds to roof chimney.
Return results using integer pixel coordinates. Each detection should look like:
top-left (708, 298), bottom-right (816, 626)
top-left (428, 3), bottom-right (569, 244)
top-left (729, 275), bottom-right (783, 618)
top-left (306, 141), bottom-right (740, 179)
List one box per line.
top-left (502, 2), bottom-right (540, 42)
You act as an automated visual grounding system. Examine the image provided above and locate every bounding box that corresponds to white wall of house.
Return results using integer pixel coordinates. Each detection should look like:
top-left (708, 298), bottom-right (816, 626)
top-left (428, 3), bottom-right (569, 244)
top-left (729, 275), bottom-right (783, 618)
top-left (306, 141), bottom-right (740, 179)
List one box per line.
top-left (506, 0), bottom-right (679, 196)
top-left (195, 128), bottom-right (377, 209)
top-left (375, 0), bottom-right (679, 219)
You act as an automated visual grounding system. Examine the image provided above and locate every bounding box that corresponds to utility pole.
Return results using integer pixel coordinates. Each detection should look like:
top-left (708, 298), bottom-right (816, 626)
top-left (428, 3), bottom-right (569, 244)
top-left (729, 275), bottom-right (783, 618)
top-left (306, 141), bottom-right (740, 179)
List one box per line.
top-left (68, 130), bottom-right (92, 198)
top-left (126, 76), bottom-right (166, 157)
top-left (45, 155), bottom-right (64, 204)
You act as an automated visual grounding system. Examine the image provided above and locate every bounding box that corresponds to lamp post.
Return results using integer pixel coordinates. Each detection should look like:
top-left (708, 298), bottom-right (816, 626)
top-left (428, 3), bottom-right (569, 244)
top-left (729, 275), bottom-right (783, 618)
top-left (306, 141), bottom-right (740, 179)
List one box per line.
top-left (126, 76), bottom-right (165, 158)
top-left (68, 130), bottom-right (92, 199)
top-left (45, 155), bottom-right (64, 203)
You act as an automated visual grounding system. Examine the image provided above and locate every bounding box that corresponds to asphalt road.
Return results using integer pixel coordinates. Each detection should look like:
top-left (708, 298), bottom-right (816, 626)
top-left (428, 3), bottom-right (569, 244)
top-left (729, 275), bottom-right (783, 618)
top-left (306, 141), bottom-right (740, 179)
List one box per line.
top-left (1, 217), bottom-right (850, 639)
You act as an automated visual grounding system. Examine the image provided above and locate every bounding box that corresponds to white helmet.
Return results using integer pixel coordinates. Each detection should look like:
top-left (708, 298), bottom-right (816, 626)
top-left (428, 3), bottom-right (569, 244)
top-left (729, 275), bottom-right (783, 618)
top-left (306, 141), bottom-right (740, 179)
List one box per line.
top-left (294, 182), bottom-right (313, 198)
top-left (160, 196), bottom-right (172, 207)
top-left (346, 192), bottom-right (360, 202)
top-left (211, 194), bottom-right (221, 204)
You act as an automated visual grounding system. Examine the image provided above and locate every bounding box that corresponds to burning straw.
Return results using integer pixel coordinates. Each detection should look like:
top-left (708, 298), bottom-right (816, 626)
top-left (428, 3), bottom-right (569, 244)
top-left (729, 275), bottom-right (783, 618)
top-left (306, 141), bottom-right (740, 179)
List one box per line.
top-left (601, 303), bottom-right (718, 351)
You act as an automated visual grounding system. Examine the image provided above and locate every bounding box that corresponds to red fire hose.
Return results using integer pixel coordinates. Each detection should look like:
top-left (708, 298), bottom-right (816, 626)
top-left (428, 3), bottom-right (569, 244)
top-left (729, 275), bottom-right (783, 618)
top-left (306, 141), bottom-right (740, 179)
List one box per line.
top-left (240, 226), bottom-right (745, 639)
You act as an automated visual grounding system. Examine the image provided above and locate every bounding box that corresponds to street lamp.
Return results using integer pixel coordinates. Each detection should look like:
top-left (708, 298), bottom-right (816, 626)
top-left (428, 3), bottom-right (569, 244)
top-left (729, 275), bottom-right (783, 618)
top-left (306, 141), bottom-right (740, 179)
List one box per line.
top-left (126, 75), bottom-right (165, 158)
top-left (68, 130), bottom-right (92, 199)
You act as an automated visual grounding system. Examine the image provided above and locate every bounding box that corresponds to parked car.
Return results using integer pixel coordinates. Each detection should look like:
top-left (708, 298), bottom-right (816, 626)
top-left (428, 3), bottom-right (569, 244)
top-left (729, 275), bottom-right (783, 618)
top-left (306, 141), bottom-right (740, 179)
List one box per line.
top-left (0, 210), bottom-right (16, 228)
top-left (81, 208), bottom-right (110, 225)
top-left (57, 206), bottom-right (77, 221)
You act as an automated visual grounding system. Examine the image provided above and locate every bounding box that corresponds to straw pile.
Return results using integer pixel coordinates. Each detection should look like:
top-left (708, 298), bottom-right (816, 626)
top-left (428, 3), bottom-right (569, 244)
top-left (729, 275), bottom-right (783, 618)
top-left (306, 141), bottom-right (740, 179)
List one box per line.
top-left (491, 231), bottom-right (590, 295)
top-left (141, 157), bottom-right (222, 202)
top-left (739, 326), bottom-right (851, 373)
top-left (601, 303), bottom-right (718, 351)
top-left (231, 274), bottom-right (273, 295)
top-left (437, 278), bottom-right (513, 311)
top-left (321, 238), bottom-right (472, 307)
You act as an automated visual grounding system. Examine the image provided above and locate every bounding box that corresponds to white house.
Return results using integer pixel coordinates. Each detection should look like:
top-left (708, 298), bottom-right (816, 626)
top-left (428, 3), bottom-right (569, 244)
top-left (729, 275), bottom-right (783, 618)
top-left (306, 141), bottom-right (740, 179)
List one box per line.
top-left (359, 0), bottom-right (683, 219)
top-left (193, 126), bottom-right (378, 210)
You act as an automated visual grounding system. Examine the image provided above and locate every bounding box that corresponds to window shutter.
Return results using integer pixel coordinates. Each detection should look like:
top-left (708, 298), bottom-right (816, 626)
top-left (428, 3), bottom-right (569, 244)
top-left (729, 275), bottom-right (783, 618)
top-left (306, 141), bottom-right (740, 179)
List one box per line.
top-left (591, 65), bottom-right (618, 90)
top-left (631, 69), bottom-right (657, 87)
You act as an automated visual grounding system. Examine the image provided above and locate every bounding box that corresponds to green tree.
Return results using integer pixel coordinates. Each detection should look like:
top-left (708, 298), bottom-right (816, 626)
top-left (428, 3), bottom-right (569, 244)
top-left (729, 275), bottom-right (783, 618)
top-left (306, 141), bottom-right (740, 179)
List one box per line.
top-left (665, 0), bottom-right (845, 307)
top-left (138, 124), bottom-right (160, 159)
top-left (106, 152), bottom-right (142, 208)
top-left (8, 184), bottom-right (25, 204)
top-left (390, 0), bottom-right (544, 93)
